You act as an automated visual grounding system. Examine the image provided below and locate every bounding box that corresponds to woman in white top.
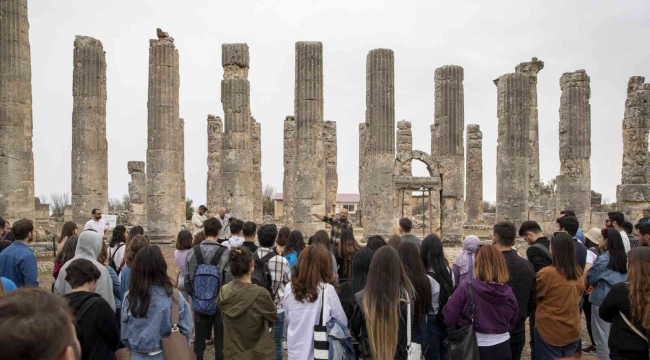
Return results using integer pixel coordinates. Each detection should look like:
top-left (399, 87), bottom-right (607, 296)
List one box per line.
top-left (108, 225), bottom-right (127, 272)
top-left (283, 244), bottom-right (346, 359)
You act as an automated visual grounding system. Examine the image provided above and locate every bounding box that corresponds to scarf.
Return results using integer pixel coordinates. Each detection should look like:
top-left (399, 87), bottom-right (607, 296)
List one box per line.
top-left (454, 235), bottom-right (481, 275)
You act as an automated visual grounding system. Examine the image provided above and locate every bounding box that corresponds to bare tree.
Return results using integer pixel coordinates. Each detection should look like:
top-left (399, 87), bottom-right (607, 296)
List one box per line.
top-left (483, 200), bottom-right (496, 213)
top-left (108, 197), bottom-right (124, 211)
top-left (263, 184), bottom-right (276, 215)
top-left (40, 192), bottom-right (71, 217)
top-left (121, 194), bottom-right (131, 211)
top-left (539, 179), bottom-right (557, 196)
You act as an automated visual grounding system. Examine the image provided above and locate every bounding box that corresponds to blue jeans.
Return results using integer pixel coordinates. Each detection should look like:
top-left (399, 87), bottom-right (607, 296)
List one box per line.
top-left (425, 314), bottom-right (449, 360)
top-left (274, 311), bottom-right (285, 360)
top-left (535, 328), bottom-right (579, 360)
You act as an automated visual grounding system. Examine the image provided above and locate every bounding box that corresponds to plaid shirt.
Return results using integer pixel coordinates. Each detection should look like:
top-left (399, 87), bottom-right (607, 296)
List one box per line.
top-left (257, 247), bottom-right (291, 310)
top-left (323, 216), bottom-right (354, 245)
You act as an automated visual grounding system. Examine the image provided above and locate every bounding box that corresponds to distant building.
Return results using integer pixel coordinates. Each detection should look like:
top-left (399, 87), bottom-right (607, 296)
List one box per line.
top-left (273, 193), bottom-right (360, 220)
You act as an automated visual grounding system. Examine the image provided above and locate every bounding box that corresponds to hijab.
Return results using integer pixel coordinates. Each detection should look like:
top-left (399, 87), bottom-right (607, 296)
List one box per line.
top-left (454, 235), bottom-right (480, 275)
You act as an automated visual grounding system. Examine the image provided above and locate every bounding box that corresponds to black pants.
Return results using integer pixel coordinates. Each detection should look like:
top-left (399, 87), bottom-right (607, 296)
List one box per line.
top-left (194, 312), bottom-right (223, 360)
top-left (529, 310), bottom-right (537, 360)
top-left (509, 323), bottom-right (526, 360)
top-left (583, 293), bottom-right (595, 346)
top-left (479, 340), bottom-right (511, 360)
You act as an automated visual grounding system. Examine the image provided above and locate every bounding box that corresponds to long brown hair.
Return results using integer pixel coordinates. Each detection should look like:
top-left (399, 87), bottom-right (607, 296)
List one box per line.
top-left (363, 246), bottom-right (413, 360)
top-left (626, 247), bottom-right (650, 327)
top-left (290, 244), bottom-right (337, 303)
top-left (192, 231), bottom-right (206, 246)
top-left (474, 245), bottom-right (509, 283)
top-left (58, 221), bottom-right (77, 244)
top-left (338, 229), bottom-right (360, 278)
top-left (387, 234), bottom-right (402, 250)
top-left (125, 235), bottom-right (149, 267)
top-left (551, 232), bottom-right (582, 280)
top-left (311, 230), bottom-right (331, 252)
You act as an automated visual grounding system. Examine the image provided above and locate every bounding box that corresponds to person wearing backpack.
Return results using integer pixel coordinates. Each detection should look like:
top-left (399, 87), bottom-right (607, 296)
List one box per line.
top-left (256, 224), bottom-right (291, 360)
top-left (184, 217), bottom-right (231, 360)
top-left (108, 225), bottom-right (127, 275)
top-left (63, 258), bottom-right (119, 360)
top-left (421, 234), bottom-right (455, 360)
top-left (218, 246), bottom-right (278, 359)
top-left (493, 222), bottom-right (536, 360)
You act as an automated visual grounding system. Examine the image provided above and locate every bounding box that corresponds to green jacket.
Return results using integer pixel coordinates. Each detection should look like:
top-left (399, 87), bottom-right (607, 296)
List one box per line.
top-left (217, 280), bottom-right (279, 359)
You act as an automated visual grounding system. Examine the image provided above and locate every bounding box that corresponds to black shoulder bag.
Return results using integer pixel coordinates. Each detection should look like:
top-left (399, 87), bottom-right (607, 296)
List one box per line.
top-left (445, 283), bottom-right (480, 360)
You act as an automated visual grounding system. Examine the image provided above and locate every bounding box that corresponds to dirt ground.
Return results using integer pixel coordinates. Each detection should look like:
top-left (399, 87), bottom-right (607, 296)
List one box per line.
top-left (36, 245), bottom-right (595, 360)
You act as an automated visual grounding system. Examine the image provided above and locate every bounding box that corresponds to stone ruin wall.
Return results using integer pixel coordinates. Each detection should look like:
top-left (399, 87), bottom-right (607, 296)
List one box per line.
top-left (128, 161), bottom-right (147, 227)
top-left (324, 121), bottom-right (338, 215)
top-left (396, 120), bottom-right (412, 218)
top-left (466, 124), bottom-right (483, 224)
top-left (206, 115), bottom-right (223, 214)
top-left (252, 118), bottom-right (263, 223)
top-left (283, 116), bottom-right (296, 226)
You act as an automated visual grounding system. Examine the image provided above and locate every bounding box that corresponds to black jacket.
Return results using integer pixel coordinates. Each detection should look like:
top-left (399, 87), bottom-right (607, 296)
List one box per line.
top-left (339, 281), bottom-right (362, 321)
top-left (351, 290), bottom-right (410, 360)
top-left (502, 250), bottom-right (536, 330)
top-left (599, 283), bottom-right (649, 360)
top-left (64, 291), bottom-right (120, 360)
top-left (526, 237), bottom-right (552, 273)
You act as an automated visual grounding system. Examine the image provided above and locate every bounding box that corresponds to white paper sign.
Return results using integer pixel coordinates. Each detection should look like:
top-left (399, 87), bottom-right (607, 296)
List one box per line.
top-left (103, 215), bottom-right (118, 230)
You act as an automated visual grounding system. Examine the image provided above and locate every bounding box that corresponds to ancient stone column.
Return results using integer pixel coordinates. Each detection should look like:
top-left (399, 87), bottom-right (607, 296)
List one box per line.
top-left (221, 43), bottom-right (254, 220)
top-left (206, 115), bottom-right (223, 214)
top-left (128, 161), bottom-right (147, 227)
top-left (617, 76), bottom-right (650, 220)
top-left (251, 117), bottom-right (263, 223)
top-left (292, 42), bottom-right (325, 235)
top-left (146, 29), bottom-right (181, 243)
top-left (362, 49), bottom-right (395, 239)
top-left (0, 0), bottom-right (35, 222)
top-left (432, 65), bottom-right (464, 241)
top-left (71, 36), bottom-right (108, 224)
top-left (283, 116), bottom-right (296, 226)
top-left (515, 58), bottom-right (544, 210)
top-left (179, 118), bottom-right (186, 224)
top-left (358, 123), bottom-right (367, 226)
top-left (466, 124), bottom-right (483, 224)
top-left (495, 73), bottom-right (530, 225)
top-left (396, 120), bottom-right (412, 218)
top-left (556, 70), bottom-right (591, 226)
top-left (324, 121), bottom-right (338, 215)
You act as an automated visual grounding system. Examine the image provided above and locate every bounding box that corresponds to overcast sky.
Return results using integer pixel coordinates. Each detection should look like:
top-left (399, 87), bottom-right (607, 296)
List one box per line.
top-left (29, 0), bottom-right (650, 207)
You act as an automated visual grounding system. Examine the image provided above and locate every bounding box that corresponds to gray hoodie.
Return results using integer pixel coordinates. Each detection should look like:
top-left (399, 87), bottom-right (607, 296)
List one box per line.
top-left (54, 231), bottom-right (116, 311)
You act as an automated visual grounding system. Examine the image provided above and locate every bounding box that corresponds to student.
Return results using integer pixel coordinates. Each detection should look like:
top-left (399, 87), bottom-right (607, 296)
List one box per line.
top-left (127, 226), bottom-right (144, 245)
top-left (586, 227), bottom-right (628, 360)
top-left (121, 246), bottom-right (193, 360)
top-left (535, 232), bottom-right (585, 359)
top-left (582, 228), bottom-right (602, 355)
top-left (492, 222), bottom-right (536, 360)
top-left (57, 221), bottom-right (79, 252)
top-left (64, 259), bottom-right (119, 360)
top-left (174, 230), bottom-right (193, 299)
top-left (240, 221), bottom-right (259, 253)
top-left (452, 235), bottom-right (480, 286)
top-left (0, 288), bottom-right (82, 360)
top-left (607, 211), bottom-right (631, 253)
top-left (638, 223), bottom-right (650, 247)
top-left (560, 210), bottom-right (585, 243)
top-left (98, 241), bottom-right (122, 326)
top-left (421, 234), bottom-right (455, 360)
top-left (443, 245), bottom-right (518, 360)
top-left (387, 234), bottom-right (403, 250)
top-left (623, 221), bottom-right (639, 248)
top-left (218, 247), bottom-right (278, 359)
top-left (275, 226), bottom-right (291, 255)
top-left (283, 244), bottom-right (346, 359)
top-left (0, 219), bottom-right (38, 287)
top-left (223, 219), bottom-right (245, 249)
top-left (108, 225), bottom-right (127, 274)
top-left (366, 235), bottom-right (386, 252)
top-left (283, 230), bottom-right (305, 273)
top-left (599, 247), bottom-right (650, 360)
top-left (184, 217), bottom-right (231, 360)
top-left (311, 229), bottom-right (338, 280)
top-left (255, 224), bottom-right (291, 360)
top-left (398, 242), bottom-right (432, 352)
top-left (556, 216), bottom-right (588, 270)
top-left (192, 231), bottom-right (206, 246)
top-left (351, 246), bottom-right (414, 360)
top-left (55, 230), bottom-right (115, 310)
top-left (120, 234), bottom-right (149, 301)
top-left (54, 236), bottom-right (78, 280)
top-left (399, 217), bottom-right (421, 248)
top-left (339, 247), bottom-right (374, 321)
top-left (335, 228), bottom-right (360, 280)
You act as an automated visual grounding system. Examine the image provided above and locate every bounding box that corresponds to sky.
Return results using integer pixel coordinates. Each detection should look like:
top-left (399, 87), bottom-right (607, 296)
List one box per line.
top-left (29, 0), bottom-right (650, 207)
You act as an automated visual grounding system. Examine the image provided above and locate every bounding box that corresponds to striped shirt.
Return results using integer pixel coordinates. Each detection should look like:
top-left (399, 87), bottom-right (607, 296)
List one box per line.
top-left (257, 247), bottom-right (291, 311)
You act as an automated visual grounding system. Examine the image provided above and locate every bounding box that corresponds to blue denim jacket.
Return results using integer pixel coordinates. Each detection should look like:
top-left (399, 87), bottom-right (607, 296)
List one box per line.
top-left (121, 286), bottom-right (193, 354)
top-left (327, 317), bottom-right (355, 360)
top-left (586, 251), bottom-right (628, 306)
top-left (107, 266), bottom-right (121, 309)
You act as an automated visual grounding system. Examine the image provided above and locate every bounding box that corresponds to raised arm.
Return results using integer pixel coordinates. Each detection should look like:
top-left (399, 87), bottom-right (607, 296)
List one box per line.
top-left (308, 213), bottom-right (325, 221)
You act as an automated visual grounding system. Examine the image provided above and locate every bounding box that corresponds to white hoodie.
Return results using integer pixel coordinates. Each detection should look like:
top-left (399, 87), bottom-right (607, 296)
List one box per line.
top-left (54, 230), bottom-right (116, 311)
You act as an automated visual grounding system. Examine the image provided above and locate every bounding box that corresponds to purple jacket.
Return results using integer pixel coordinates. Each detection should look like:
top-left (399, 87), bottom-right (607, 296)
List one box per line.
top-left (443, 280), bottom-right (518, 334)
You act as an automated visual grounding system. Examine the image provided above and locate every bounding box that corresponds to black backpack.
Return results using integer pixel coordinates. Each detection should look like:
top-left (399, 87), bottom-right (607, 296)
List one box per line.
top-left (108, 243), bottom-right (125, 274)
top-left (252, 252), bottom-right (276, 297)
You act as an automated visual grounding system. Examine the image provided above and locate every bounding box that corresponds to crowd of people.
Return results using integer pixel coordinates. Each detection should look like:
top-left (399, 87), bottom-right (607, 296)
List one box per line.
top-left (0, 207), bottom-right (649, 360)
